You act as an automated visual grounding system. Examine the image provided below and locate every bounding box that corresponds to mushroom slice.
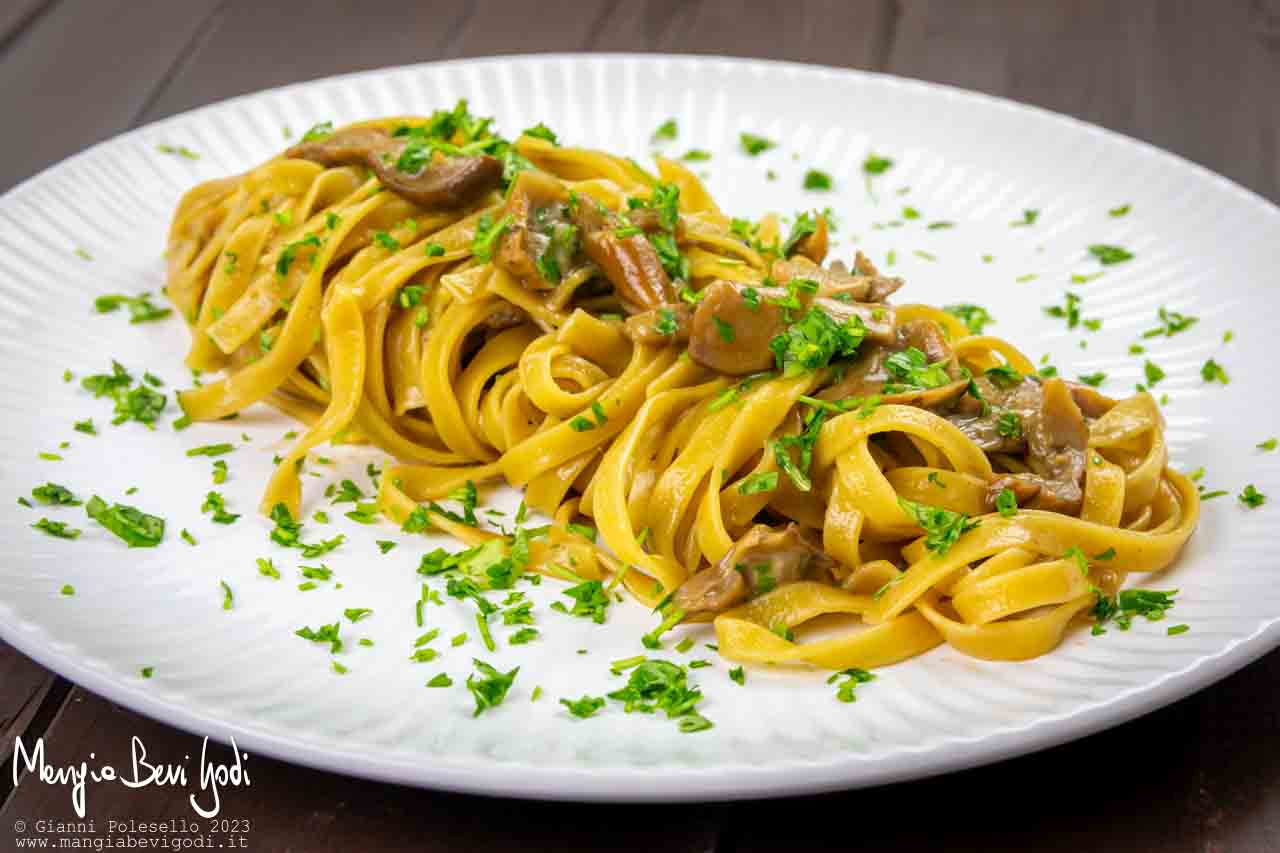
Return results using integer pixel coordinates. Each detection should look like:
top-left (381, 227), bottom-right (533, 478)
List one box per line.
top-left (987, 378), bottom-right (1089, 515)
top-left (687, 280), bottom-right (789, 375)
top-left (285, 127), bottom-right (501, 208)
top-left (493, 170), bottom-right (574, 290)
top-left (572, 202), bottom-right (674, 312)
top-left (672, 523), bottom-right (836, 619)
top-left (623, 302), bottom-right (693, 345)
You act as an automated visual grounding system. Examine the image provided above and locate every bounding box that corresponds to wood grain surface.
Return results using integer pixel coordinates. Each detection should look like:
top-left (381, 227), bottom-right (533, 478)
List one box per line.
top-left (2, 2), bottom-right (1278, 850)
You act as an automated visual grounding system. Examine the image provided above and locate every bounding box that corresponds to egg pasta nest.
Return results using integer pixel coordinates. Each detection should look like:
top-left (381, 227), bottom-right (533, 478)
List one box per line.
top-left (165, 106), bottom-right (1198, 670)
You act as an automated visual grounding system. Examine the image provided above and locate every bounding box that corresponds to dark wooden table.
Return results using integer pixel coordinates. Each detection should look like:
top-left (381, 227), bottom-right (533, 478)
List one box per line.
top-left (3, 2), bottom-right (1279, 850)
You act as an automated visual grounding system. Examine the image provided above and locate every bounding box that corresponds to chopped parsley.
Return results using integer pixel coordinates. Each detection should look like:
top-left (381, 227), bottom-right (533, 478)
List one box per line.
top-left (862, 154), bottom-right (893, 199)
top-left (85, 496), bottom-right (164, 547)
top-left (553, 579), bottom-right (610, 623)
top-left (466, 659), bottom-right (519, 717)
top-left (606, 659), bottom-right (712, 732)
top-left (802, 169), bottom-right (832, 191)
top-left (185, 443), bottom-right (234, 457)
top-left (81, 362), bottom-right (167, 427)
top-left (32, 483), bottom-right (81, 506)
top-left (509, 627), bottom-right (539, 645)
top-left (830, 667), bottom-right (875, 702)
top-left (984, 365), bottom-right (1023, 388)
top-left (1142, 307), bottom-right (1198, 338)
top-left (1200, 359), bottom-right (1229, 385)
top-left (1239, 485), bottom-right (1266, 509)
top-left (219, 580), bottom-right (233, 611)
top-left (712, 315), bottom-right (736, 343)
top-left (471, 213), bottom-right (513, 262)
top-left (739, 132), bottom-right (775, 155)
top-left (781, 212), bottom-right (818, 257)
top-left (897, 499), bottom-right (979, 557)
top-left (275, 234), bottom-right (322, 277)
top-left (768, 408), bottom-right (826, 492)
top-left (882, 347), bottom-right (951, 393)
top-left (1077, 372), bottom-right (1107, 388)
top-left (728, 666), bottom-right (745, 686)
top-left (570, 402), bottom-right (609, 432)
top-left (738, 471), bottom-right (778, 495)
top-left (157, 144), bottom-right (199, 160)
top-left (296, 621), bottom-right (342, 653)
top-left (943, 304), bottom-right (994, 335)
top-left (1042, 292), bottom-right (1083, 329)
top-left (1109, 204), bottom-right (1131, 217)
top-left (1010, 209), bottom-right (1039, 227)
top-left (33, 518), bottom-right (81, 540)
top-left (560, 695), bottom-right (606, 718)
top-left (651, 119), bottom-right (678, 142)
top-left (299, 121), bottom-right (333, 142)
top-left (654, 308), bottom-right (679, 337)
top-left (996, 411), bottom-right (1024, 440)
top-left (1143, 360), bottom-right (1166, 387)
top-left (200, 491), bottom-right (239, 524)
top-left (94, 292), bottom-right (172, 323)
top-left (769, 307), bottom-right (866, 376)
top-left (1258, 438), bottom-right (1277, 452)
top-left (995, 487), bottom-right (1018, 517)
top-left (1088, 244), bottom-right (1133, 265)
top-left (522, 122), bottom-right (558, 144)
top-left (1092, 588), bottom-right (1177, 634)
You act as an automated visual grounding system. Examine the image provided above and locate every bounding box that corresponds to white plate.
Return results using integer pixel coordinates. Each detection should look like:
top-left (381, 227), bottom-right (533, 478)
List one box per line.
top-left (1, 55), bottom-right (1278, 802)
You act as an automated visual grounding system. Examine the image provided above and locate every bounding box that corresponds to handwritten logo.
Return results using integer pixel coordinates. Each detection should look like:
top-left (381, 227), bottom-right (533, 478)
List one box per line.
top-left (11, 735), bottom-right (250, 818)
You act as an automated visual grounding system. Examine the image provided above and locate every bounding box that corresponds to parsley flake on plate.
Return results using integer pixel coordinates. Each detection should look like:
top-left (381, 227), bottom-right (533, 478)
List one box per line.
top-left (466, 659), bottom-right (519, 717)
top-left (86, 496), bottom-right (164, 547)
top-left (740, 132), bottom-right (775, 156)
top-left (560, 694), bottom-right (606, 718)
top-left (651, 119), bottom-right (678, 142)
top-left (1088, 244), bottom-right (1133, 265)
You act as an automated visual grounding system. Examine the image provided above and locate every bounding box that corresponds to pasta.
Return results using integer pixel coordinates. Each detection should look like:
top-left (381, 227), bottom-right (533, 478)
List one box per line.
top-left (165, 105), bottom-right (1198, 672)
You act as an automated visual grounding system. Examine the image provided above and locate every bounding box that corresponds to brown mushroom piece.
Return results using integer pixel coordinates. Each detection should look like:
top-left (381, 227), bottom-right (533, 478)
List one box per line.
top-left (623, 302), bottom-right (694, 345)
top-left (853, 251), bottom-right (906, 302)
top-left (285, 127), bottom-right (396, 165)
top-left (285, 127), bottom-right (502, 208)
top-left (792, 212), bottom-right (829, 264)
top-left (572, 202), bottom-right (674, 312)
top-left (899, 318), bottom-right (952, 365)
top-left (1064, 381), bottom-right (1117, 419)
top-left (814, 297), bottom-right (897, 347)
top-left (493, 170), bottom-right (573, 290)
top-left (686, 280), bottom-right (789, 374)
top-left (771, 256), bottom-right (904, 304)
top-left (816, 316), bottom-right (958, 406)
top-left (479, 302), bottom-right (528, 333)
top-left (947, 375), bottom-right (1043, 453)
top-left (986, 377), bottom-right (1089, 515)
top-left (671, 523), bottom-right (836, 619)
